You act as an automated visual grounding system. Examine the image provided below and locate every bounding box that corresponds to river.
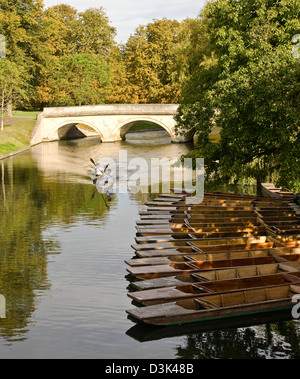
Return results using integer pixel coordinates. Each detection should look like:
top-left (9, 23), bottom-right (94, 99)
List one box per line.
top-left (0, 129), bottom-right (299, 359)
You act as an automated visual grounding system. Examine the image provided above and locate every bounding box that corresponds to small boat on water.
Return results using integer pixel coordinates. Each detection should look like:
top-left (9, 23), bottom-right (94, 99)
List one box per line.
top-left (131, 260), bottom-right (300, 291)
top-left (261, 183), bottom-right (295, 200)
top-left (126, 283), bottom-right (300, 326)
top-left (132, 236), bottom-right (274, 253)
top-left (125, 246), bottom-right (300, 267)
top-left (126, 253), bottom-right (300, 280)
top-left (128, 271), bottom-right (300, 306)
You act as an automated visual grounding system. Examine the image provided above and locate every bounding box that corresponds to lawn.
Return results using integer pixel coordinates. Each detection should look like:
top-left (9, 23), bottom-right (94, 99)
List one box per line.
top-left (0, 118), bottom-right (37, 156)
top-left (11, 110), bottom-right (41, 118)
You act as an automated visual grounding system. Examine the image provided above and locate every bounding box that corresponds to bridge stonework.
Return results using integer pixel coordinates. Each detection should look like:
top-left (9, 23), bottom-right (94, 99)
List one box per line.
top-left (30, 104), bottom-right (191, 145)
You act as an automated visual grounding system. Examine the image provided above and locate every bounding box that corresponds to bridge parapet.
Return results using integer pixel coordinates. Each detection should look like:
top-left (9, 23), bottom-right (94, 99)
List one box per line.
top-left (43, 104), bottom-right (179, 117)
top-left (31, 104), bottom-right (192, 145)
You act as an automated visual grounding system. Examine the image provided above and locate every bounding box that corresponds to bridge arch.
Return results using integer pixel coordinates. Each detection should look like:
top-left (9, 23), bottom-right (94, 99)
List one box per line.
top-left (46, 119), bottom-right (104, 142)
top-left (114, 117), bottom-right (175, 140)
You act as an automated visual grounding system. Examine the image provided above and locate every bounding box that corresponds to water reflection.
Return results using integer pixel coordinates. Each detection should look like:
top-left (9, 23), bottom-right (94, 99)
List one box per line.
top-left (127, 311), bottom-right (300, 358)
top-left (0, 131), bottom-right (299, 358)
top-left (0, 156), bottom-right (110, 344)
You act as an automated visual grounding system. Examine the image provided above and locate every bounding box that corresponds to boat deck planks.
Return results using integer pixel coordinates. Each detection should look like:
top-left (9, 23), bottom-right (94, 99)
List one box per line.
top-left (125, 186), bottom-right (300, 325)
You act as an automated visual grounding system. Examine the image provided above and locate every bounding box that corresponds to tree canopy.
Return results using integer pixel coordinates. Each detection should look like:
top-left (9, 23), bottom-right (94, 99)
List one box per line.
top-left (124, 18), bottom-right (182, 103)
top-left (176, 0), bottom-right (300, 191)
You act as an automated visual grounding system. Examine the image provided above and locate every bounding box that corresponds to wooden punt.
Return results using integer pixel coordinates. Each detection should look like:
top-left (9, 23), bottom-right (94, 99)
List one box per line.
top-left (140, 211), bottom-right (259, 219)
top-left (140, 210), bottom-right (297, 220)
top-left (137, 219), bottom-right (261, 228)
top-left (135, 228), bottom-right (265, 237)
top-left (145, 204), bottom-right (254, 211)
top-left (134, 242), bottom-right (276, 258)
top-left (173, 190), bottom-right (288, 202)
top-left (132, 241), bottom-right (274, 255)
top-left (270, 236), bottom-right (300, 246)
top-left (128, 272), bottom-right (300, 305)
top-left (145, 202), bottom-right (292, 212)
top-left (147, 197), bottom-right (255, 205)
top-left (134, 235), bottom-right (268, 247)
top-left (134, 230), bottom-right (270, 243)
top-left (261, 183), bottom-right (295, 200)
top-left (125, 247), bottom-right (286, 267)
top-left (135, 227), bottom-right (266, 239)
top-left (131, 261), bottom-right (300, 291)
top-left (126, 283), bottom-right (300, 325)
top-left (263, 220), bottom-right (300, 226)
top-left (126, 253), bottom-right (300, 280)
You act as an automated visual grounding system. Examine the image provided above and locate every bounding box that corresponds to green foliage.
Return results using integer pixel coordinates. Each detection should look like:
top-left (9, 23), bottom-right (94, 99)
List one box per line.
top-left (176, 0), bottom-right (300, 191)
top-left (40, 53), bottom-right (111, 106)
top-left (0, 59), bottom-right (29, 130)
top-left (124, 18), bottom-right (182, 103)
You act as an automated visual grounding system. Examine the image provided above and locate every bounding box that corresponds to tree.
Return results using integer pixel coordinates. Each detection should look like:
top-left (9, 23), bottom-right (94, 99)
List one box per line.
top-left (42, 4), bottom-right (79, 57)
top-left (0, 59), bottom-right (28, 130)
top-left (39, 53), bottom-right (111, 106)
top-left (176, 0), bottom-right (300, 191)
top-left (75, 7), bottom-right (117, 58)
top-left (124, 18), bottom-right (182, 103)
top-left (0, 0), bottom-right (46, 110)
top-left (35, 5), bottom-right (120, 107)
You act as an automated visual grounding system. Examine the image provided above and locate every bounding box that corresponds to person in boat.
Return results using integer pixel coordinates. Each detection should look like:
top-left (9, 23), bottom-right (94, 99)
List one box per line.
top-left (93, 164), bottom-right (114, 201)
top-left (102, 169), bottom-right (114, 201)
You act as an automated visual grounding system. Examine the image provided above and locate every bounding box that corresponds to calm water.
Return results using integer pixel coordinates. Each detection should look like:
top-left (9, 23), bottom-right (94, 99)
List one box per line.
top-left (0, 130), bottom-right (300, 359)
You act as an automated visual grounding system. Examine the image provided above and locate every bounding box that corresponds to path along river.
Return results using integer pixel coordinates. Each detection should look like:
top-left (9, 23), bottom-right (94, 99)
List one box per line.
top-left (0, 129), bottom-right (299, 359)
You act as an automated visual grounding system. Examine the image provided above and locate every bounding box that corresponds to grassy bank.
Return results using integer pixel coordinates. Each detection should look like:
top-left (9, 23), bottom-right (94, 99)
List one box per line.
top-left (10, 110), bottom-right (41, 118)
top-left (0, 118), bottom-right (37, 156)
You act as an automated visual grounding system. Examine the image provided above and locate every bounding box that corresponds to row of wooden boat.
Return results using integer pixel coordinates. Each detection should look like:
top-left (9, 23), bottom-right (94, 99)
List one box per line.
top-left (261, 183), bottom-right (296, 201)
top-left (125, 186), bottom-right (300, 326)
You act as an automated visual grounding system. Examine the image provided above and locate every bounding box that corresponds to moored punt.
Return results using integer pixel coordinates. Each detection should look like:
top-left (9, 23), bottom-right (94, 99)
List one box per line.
top-left (131, 261), bottom-right (300, 291)
top-left (128, 271), bottom-right (300, 305)
top-left (269, 235), bottom-right (300, 247)
top-left (144, 204), bottom-right (255, 211)
top-left (137, 219), bottom-right (260, 227)
top-left (126, 247), bottom-right (300, 267)
top-left (126, 283), bottom-right (300, 326)
top-left (136, 225), bottom-right (266, 236)
top-left (133, 241), bottom-right (275, 256)
top-left (135, 228), bottom-right (266, 239)
top-left (126, 253), bottom-right (300, 280)
top-left (139, 211), bottom-right (259, 219)
top-left (134, 233), bottom-right (270, 244)
top-left (126, 249), bottom-right (268, 268)
top-left (261, 183), bottom-right (295, 200)
top-left (132, 235), bottom-right (271, 250)
top-left (145, 202), bottom-right (293, 212)
top-left (134, 242), bottom-right (275, 258)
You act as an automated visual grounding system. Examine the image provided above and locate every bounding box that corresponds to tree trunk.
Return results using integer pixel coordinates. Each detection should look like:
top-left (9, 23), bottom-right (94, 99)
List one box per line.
top-left (1, 90), bottom-right (4, 132)
top-left (6, 100), bottom-right (12, 117)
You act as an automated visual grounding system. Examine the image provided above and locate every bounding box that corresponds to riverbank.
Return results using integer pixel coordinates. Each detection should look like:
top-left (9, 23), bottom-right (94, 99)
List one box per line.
top-left (0, 116), bottom-right (37, 160)
top-left (0, 118), bottom-right (165, 160)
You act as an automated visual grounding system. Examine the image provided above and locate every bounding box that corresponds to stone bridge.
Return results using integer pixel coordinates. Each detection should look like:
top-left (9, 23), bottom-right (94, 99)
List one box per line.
top-left (30, 104), bottom-right (191, 145)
